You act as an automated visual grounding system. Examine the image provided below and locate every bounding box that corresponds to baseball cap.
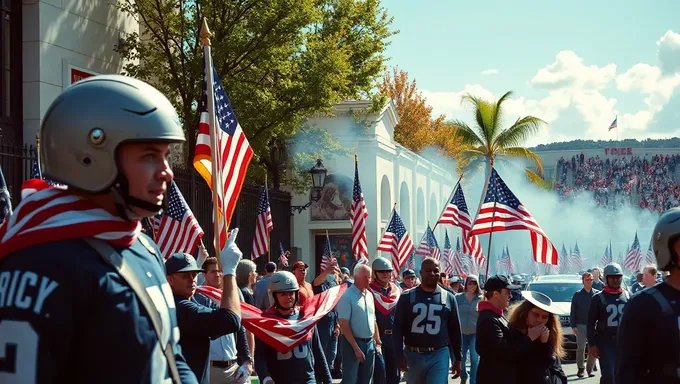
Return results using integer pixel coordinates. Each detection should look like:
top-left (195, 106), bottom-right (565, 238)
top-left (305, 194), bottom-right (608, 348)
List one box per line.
top-left (165, 253), bottom-right (204, 275)
top-left (340, 267), bottom-right (350, 275)
top-left (292, 261), bottom-right (309, 270)
top-left (402, 269), bottom-right (416, 278)
top-left (483, 275), bottom-right (520, 291)
top-left (265, 262), bottom-right (277, 273)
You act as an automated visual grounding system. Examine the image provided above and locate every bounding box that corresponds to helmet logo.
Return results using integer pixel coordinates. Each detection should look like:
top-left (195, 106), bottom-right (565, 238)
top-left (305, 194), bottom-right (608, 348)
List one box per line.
top-left (285, 278), bottom-right (291, 284)
top-left (89, 128), bottom-right (106, 146)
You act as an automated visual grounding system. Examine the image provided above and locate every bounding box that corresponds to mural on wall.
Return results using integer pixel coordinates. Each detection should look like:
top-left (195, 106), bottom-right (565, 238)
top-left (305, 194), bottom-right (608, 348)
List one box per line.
top-left (311, 174), bottom-right (352, 221)
top-left (314, 233), bottom-right (355, 275)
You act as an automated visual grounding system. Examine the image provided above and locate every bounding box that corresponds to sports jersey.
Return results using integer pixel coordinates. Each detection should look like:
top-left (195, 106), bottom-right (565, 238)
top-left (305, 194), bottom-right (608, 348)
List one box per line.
top-left (586, 289), bottom-right (630, 347)
top-left (254, 309), bottom-right (332, 384)
top-left (0, 236), bottom-right (197, 384)
top-left (393, 285), bottom-right (462, 363)
top-left (616, 282), bottom-right (680, 383)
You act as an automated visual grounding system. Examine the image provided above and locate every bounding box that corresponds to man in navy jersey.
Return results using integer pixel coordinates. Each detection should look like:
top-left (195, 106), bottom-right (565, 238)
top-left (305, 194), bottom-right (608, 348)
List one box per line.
top-left (368, 257), bottom-right (402, 384)
top-left (0, 75), bottom-right (197, 383)
top-left (587, 262), bottom-right (629, 384)
top-left (393, 257), bottom-right (462, 384)
top-left (616, 208), bottom-right (680, 383)
top-left (255, 271), bottom-right (332, 384)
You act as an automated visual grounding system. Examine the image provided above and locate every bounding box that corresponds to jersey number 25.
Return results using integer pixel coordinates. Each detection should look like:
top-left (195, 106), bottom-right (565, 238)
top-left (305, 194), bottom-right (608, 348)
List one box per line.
top-left (411, 303), bottom-right (443, 335)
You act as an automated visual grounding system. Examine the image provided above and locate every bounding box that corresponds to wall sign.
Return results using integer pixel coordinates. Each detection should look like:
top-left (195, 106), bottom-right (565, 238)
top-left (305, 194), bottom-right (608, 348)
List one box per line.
top-left (604, 147), bottom-right (632, 155)
top-left (69, 66), bottom-right (98, 85)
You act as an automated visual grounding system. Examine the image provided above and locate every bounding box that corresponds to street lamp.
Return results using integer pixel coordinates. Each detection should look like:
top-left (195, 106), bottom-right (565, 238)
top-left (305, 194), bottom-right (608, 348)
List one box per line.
top-left (292, 159), bottom-right (328, 214)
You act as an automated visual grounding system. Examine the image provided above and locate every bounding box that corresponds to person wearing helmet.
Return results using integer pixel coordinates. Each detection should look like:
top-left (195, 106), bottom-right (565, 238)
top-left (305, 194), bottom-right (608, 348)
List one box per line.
top-left (586, 262), bottom-right (630, 384)
top-left (0, 75), bottom-right (243, 383)
top-left (367, 257), bottom-right (402, 384)
top-left (311, 258), bottom-right (342, 378)
top-left (616, 208), bottom-right (680, 383)
top-left (255, 271), bottom-right (332, 384)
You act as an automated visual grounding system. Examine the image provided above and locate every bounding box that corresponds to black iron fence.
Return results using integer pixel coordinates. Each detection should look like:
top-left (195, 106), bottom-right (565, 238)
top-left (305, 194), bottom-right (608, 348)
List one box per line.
top-left (0, 141), bottom-right (292, 273)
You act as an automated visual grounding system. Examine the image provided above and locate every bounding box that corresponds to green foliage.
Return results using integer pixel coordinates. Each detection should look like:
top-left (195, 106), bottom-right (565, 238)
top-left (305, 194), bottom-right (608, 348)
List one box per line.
top-left (115, 0), bottom-right (395, 187)
top-left (531, 137), bottom-right (680, 151)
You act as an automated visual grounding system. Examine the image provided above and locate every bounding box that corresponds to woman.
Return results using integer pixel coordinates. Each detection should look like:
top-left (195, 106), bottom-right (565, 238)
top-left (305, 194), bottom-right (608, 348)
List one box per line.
top-left (235, 259), bottom-right (258, 306)
top-left (507, 291), bottom-right (568, 384)
top-left (455, 275), bottom-right (482, 384)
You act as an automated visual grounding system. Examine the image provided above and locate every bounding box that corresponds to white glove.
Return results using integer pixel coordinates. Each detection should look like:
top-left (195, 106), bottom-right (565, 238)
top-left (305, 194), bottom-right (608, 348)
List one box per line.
top-left (220, 228), bottom-right (242, 276)
top-left (234, 363), bottom-right (250, 383)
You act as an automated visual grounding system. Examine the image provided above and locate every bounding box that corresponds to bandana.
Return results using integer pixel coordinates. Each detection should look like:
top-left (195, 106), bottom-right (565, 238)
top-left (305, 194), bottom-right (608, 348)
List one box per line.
top-left (368, 281), bottom-right (402, 315)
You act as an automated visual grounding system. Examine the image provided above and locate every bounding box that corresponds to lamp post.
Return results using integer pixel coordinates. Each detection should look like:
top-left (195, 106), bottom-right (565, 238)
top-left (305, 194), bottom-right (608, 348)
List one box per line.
top-left (291, 159), bottom-right (328, 214)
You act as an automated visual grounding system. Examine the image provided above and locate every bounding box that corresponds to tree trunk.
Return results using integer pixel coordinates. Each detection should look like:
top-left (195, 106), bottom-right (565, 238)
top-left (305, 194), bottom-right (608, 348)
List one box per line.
top-left (473, 155), bottom-right (494, 277)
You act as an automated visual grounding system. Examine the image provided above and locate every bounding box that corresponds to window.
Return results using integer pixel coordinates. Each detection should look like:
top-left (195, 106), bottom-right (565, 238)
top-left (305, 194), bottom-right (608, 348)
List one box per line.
top-left (0, 0), bottom-right (21, 143)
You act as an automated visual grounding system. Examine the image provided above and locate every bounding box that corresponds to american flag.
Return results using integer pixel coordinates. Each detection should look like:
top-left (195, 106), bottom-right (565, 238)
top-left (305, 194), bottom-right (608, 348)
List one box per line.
top-left (559, 244), bottom-right (572, 274)
top-left (29, 157), bottom-right (65, 189)
top-left (320, 233), bottom-right (335, 271)
top-left (193, 49), bottom-right (253, 250)
top-left (624, 232), bottom-right (642, 272)
top-left (378, 209), bottom-right (414, 278)
top-left (437, 185), bottom-right (484, 260)
top-left (196, 283), bottom-right (347, 353)
top-left (0, 167), bottom-right (12, 224)
top-left (350, 155), bottom-right (369, 264)
top-left (0, 179), bottom-right (140, 260)
top-left (154, 181), bottom-right (204, 260)
top-left (470, 168), bottom-right (558, 265)
top-left (278, 242), bottom-right (290, 267)
top-left (442, 230), bottom-right (454, 275)
top-left (608, 117), bottom-right (618, 131)
top-left (572, 241), bottom-right (584, 270)
top-left (496, 245), bottom-right (514, 274)
top-left (251, 185), bottom-right (273, 260)
top-left (452, 236), bottom-right (465, 275)
top-left (644, 242), bottom-right (655, 266)
top-left (415, 224), bottom-right (440, 261)
top-left (601, 242), bottom-right (612, 266)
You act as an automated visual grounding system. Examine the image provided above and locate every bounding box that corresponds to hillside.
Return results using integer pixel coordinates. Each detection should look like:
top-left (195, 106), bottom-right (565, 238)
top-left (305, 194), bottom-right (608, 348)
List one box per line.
top-left (531, 138), bottom-right (680, 152)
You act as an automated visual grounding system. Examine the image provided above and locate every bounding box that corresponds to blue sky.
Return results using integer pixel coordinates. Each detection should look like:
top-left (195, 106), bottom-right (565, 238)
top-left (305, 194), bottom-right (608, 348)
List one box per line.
top-left (381, 0), bottom-right (680, 146)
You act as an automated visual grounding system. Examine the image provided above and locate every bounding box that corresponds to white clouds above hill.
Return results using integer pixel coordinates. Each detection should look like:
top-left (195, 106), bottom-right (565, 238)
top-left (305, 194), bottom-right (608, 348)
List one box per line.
top-left (420, 30), bottom-right (680, 145)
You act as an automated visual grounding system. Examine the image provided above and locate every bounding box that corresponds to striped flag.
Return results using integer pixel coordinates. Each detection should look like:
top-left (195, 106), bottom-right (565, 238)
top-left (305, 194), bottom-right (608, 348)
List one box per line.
top-left (154, 181), bottom-right (204, 259)
top-left (278, 242), bottom-right (290, 268)
top-left (608, 116), bottom-right (618, 131)
top-left (559, 244), bottom-right (571, 274)
top-left (624, 232), bottom-right (642, 272)
top-left (194, 48), bottom-right (253, 250)
top-left (601, 242), bottom-right (612, 266)
top-left (572, 242), bottom-right (584, 271)
top-left (377, 209), bottom-right (414, 278)
top-left (442, 230), bottom-right (455, 275)
top-left (451, 236), bottom-right (464, 275)
top-left (644, 242), bottom-right (655, 266)
top-left (496, 245), bottom-right (514, 274)
top-left (320, 233), bottom-right (335, 271)
top-left (415, 224), bottom-right (440, 261)
top-left (0, 167), bottom-right (12, 225)
top-left (350, 155), bottom-right (369, 264)
top-left (30, 157), bottom-right (64, 188)
top-left (470, 168), bottom-right (558, 265)
top-left (437, 185), bottom-right (484, 261)
top-left (251, 185), bottom-right (273, 259)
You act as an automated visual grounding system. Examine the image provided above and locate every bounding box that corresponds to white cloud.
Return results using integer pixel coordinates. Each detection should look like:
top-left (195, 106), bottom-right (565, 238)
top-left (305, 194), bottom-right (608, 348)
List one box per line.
top-left (658, 30), bottom-right (680, 75)
top-left (530, 50), bottom-right (617, 90)
top-left (481, 69), bottom-right (498, 75)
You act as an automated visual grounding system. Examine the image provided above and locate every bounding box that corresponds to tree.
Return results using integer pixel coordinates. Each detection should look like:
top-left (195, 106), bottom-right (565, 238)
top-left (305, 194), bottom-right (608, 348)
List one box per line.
top-left (450, 91), bottom-right (548, 189)
top-left (380, 66), bottom-right (453, 153)
top-left (115, 0), bottom-right (395, 189)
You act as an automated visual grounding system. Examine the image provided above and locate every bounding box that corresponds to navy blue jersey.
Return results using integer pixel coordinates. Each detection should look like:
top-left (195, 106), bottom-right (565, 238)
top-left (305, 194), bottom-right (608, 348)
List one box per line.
top-left (587, 289), bottom-right (630, 347)
top-left (393, 286), bottom-right (462, 363)
top-left (255, 310), bottom-right (332, 384)
top-left (371, 285), bottom-right (398, 333)
top-left (0, 236), bottom-right (197, 384)
top-left (174, 294), bottom-right (241, 383)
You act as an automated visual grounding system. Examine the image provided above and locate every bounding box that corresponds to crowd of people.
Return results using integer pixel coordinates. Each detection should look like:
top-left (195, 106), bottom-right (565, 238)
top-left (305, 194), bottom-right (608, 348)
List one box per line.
top-left (1, 76), bottom-right (679, 384)
top-left (554, 153), bottom-right (680, 213)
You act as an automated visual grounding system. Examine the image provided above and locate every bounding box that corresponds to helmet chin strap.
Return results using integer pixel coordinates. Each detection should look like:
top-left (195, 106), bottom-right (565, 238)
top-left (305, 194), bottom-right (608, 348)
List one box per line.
top-left (110, 175), bottom-right (166, 221)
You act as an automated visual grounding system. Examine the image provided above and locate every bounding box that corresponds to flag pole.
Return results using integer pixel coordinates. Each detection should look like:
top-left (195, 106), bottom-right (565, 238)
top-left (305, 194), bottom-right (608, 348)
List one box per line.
top-left (374, 202), bottom-right (397, 260)
top-left (484, 200), bottom-right (497, 279)
top-left (417, 173), bottom-right (464, 252)
top-left (200, 19), bottom-right (224, 264)
top-left (266, 176), bottom-right (271, 264)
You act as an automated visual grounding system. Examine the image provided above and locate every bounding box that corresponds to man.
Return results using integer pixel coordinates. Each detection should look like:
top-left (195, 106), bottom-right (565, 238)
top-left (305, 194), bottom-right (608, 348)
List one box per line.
top-left (254, 271), bottom-right (332, 384)
top-left (570, 271), bottom-right (599, 378)
top-left (630, 272), bottom-right (644, 294)
top-left (591, 267), bottom-right (605, 290)
top-left (311, 259), bottom-right (342, 374)
top-left (340, 267), bottom-right (353, 285)
top-left (393, 257), bottom-right (462, 384)
top-left (0, 75), bottom-right (197, 383)
top-left (168, 250), bottom-right (243, 384)
top-left (616, 208), bottom-right (680, 383)
top-left (640, 265), bottom-right (658, 289)
top-left (292, 261), bottom-right (314, 305)
top-left (400, 269), bottom-right (417, 290)
top-left (194, 257), bottom-right (252, 384)
top-left (254, 262), bottom-right (277, 311)
top-left (368, 257), bottom-right (402, 384)
top-left (476, 275), bottom-right (543, 384)
top-left (587, 262), bottom-right (629, 384)
top-left (337, 263), bottom-right (381, 384)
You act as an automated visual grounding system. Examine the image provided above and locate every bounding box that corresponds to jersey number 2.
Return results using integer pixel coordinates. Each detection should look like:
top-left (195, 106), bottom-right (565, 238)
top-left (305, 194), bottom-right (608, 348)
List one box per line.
top-left (411, 303), bottom-right (442, 335)
top-left (0, 321), bottom-right (38, 384)
top-left (605, 303), bottom-right (625, 327)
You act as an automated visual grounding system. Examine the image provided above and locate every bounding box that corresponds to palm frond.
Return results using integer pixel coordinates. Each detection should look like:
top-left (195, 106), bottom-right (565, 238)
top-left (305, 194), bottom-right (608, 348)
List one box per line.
top-left (449, 120), bottom-right (485, 147)
top-left (500, 146), bottom-right (544, 176)
top-left (494, 116), bottom-right (546, 151)
top-left (492, 91), bottom-right (514, 138)
top-left (461, 94), bottom-right (496, 147)
top-left (524, 169), bottom-right (553, 190)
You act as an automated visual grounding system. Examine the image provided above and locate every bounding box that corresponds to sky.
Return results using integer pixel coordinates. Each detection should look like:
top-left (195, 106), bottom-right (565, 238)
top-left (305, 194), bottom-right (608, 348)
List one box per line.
top-left (380, 0), bottom-right (680, 146)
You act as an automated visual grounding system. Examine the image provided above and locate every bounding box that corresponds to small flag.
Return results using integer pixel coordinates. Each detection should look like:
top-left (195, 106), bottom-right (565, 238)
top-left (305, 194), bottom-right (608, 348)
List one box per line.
top-left (279, 242), bottom-right (290, 268)
top-left (350, 155), bottom-right (369, 264)
top-left (623, 232), bottom-right (642, 272)
top-left (415, 224), bottom-right (441, 261)
top-left (154, 181), bottom-right (204, 259)
top-left (251, 185), bottom-right (273, 259)
top-left (608, 117), bottom-right (618, 131)
top-left (320, 233), bottom-right (335, 271)
top-left (377, 209), bottom-right (414, 279)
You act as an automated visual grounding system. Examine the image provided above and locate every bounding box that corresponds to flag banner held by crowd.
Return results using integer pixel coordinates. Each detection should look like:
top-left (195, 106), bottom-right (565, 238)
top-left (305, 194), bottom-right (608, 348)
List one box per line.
top-left (196, 283), bottom-right (347, 353)
top-left (251, 185), bottom-right (273, 259)
top-left (0, 179), bottom-right (140, 260)
top-left (470, 168), bottom-right (558, 265)
top-left (437, 184), bottom-right (484, 260)
top-left (368, 281), bottom-right (402, 315)
top-left (350, 154), bottom-right (369, 264)
top-left (377, 209), bottom-right (414, 278)
top-left (415, 223), bottom-right (440, 261)
top-left (154, 181), bottom-right (204, 260)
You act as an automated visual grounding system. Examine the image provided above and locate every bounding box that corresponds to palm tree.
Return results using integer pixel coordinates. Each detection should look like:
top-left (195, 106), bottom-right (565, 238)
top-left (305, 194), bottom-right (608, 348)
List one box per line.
top-left (451, 91), bottom-right (548, 189)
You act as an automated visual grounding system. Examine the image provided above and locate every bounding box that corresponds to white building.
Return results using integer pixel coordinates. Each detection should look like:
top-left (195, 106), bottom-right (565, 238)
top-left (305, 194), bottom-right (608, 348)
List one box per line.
top-left (289, 100), bottom-right (458, 275)
top-left (3, 0), bottom-right (137, 144)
